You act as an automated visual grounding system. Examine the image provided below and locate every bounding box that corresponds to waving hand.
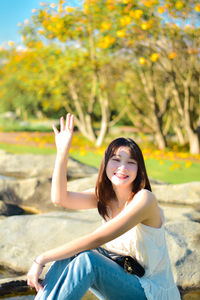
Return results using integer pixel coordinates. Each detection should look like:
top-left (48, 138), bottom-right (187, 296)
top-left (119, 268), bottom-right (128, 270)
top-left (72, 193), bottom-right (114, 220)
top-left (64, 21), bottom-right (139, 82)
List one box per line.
top-left (52, 113), bottom-right (74, 155)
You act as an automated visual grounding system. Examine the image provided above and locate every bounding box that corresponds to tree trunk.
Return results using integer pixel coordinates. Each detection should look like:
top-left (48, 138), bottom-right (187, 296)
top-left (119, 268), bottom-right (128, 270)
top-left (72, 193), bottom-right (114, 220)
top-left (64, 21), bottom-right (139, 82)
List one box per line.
top-left (154, 130), bottom-right (167, 150)
top-left (95, 94), bottom-right (109, 147)
top-left (139, 69), bottom-right (167, 149)
top-left (186, 126), bottom-right (200, 154)
top-left (174, 125), bottom-right (186, 145)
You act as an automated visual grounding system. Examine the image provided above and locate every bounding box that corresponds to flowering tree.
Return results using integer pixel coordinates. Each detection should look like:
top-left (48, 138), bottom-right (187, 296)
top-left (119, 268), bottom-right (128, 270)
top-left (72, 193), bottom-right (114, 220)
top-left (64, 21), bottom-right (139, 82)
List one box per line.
top-left (0, 0), bottom-right (199, 152)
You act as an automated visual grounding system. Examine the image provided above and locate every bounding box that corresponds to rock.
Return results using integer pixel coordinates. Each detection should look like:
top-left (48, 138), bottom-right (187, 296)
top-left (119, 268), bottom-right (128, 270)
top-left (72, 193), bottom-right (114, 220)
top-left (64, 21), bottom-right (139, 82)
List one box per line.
top-left (0, 211), bottom-right (101, 273)
top-left (161, 205), bottom-right (200, 224)
top-left (0, 276), bottom-right (96, 299)
top-left (152, 182), bottom-right (200, 207)
top-left (0, 153), bottom-right (97, 179)
top-left (165, 221), bottom-right (200, 290)
top-left (0, 175), bottom-right (98, 214)
top-left (67, 174), bottom-right (97, 192)
top-left (0, 276), bottom-right (35, 297)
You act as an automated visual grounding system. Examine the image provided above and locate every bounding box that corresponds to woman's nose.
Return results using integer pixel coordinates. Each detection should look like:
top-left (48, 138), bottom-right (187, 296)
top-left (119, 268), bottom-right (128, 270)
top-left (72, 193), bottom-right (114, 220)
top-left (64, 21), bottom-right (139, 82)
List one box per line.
top-left (118, 163), bottom-right (128, 170)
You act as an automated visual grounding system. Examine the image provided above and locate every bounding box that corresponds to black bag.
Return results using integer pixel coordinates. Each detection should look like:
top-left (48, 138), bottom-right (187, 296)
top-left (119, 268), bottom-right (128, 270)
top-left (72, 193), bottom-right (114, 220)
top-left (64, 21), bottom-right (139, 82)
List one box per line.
top-left (95, 247), bottom-right (145, 277)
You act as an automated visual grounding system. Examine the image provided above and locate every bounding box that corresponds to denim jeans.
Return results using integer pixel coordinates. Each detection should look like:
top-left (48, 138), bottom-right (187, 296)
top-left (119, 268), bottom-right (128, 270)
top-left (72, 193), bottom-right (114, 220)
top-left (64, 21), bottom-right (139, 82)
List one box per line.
top-left (35, 250), bottom-right (147, 300)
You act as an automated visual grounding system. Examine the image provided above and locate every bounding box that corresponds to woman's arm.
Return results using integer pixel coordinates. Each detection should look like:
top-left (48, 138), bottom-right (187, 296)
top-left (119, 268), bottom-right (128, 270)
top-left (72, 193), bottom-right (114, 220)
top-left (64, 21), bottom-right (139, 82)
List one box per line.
top-left (51, 113), bottom-right (97, 210)
top-left (27, 189), bottom-right (159, 290)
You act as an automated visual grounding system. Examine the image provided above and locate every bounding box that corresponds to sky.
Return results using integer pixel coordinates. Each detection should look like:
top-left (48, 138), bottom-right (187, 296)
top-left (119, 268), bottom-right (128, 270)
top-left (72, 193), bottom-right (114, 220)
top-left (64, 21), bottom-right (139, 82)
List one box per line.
top-left (0, 0), bottom-right (80, 46)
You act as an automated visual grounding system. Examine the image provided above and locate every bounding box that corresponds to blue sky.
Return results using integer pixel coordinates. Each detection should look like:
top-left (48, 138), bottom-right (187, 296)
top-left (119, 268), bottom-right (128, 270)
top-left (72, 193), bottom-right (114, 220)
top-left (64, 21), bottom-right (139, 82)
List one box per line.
top-left (0, 0), bottom-right (80, 46)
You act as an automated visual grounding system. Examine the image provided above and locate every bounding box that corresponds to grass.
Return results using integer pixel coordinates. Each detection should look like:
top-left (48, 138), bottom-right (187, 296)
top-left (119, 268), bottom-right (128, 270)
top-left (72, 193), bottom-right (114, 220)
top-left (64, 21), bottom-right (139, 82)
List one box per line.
top-left (0, 117), bottom-right (54, 132)
top-left (145, 158), bottom-right (200, 184)
top-left (0, 143), bottom-right (56, 155)
top-left (0, 142), bottom-right (199, 184)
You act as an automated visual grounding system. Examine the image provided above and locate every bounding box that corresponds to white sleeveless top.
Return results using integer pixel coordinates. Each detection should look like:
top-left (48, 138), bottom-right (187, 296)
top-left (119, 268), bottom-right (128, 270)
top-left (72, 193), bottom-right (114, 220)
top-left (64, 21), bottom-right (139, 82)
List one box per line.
top-left (103, 208), bottom-right (181, 300)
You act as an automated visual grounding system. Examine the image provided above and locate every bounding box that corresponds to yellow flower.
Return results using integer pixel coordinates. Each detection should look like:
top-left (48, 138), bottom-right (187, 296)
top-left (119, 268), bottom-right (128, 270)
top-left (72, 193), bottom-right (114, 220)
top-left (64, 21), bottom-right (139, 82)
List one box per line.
top-left (195, 4), bottom-right (200, 12)
top-left (8, 41), bottom-right (15, 46)
top-left (65, 6), bottom-right (74, 13)
top-left (159, 160), bottom-right (164, 165)
top-left (150, 53), bottom-right (159, 62)
top-left (83, 3), bottom-right (89, 14)
top-left (117, 30), bottom-right (126, 38)
top-left (120, 16), bottom-right (132, 27)
top-left (130, 10), bottom-right (143, 19)
top-left (141, 22), bottom-right (151, 30)
top-left (173, 163), bottom-right (181, 169)
top-left (56, 22), bottom-right (63, 30)
top-left (185, 161), bottom-right (192, 168)
top-left (139, 57), bottom-right (146, 64)
top-left (57, 5), bottom-right (63, 13)
top-left (168, 52), bottom-right (177, 59)
top-left (142, 0), bottom-right (154, 8)
top-left (175, 1), bottom-right (184, 10)
top-left (157, 7), bottom-right (165, 14)
top-left (98, 36), bottom-right (116, 49)
top-left (169, 166), bottom-right (175, 171)
top-left (101, 22), bottom-right (112, 31)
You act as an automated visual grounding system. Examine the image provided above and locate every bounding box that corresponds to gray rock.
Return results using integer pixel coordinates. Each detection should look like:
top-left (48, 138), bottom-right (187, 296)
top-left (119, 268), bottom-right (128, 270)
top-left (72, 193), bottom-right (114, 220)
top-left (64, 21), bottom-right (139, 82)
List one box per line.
top-left (165, 221), bottom-right (200, 289)
top-left (161, 205), bottom-right (200, 223)
top-left (0, 175), bottom-right (98, 214)
top-left (67, 174), bottom-right (97, 192)
top-left (152, 182), bottom-right (200, 207)
top-left (0, 153), bottom-right (97, 179)
top-left (0, 211), bottom-right (101, 273)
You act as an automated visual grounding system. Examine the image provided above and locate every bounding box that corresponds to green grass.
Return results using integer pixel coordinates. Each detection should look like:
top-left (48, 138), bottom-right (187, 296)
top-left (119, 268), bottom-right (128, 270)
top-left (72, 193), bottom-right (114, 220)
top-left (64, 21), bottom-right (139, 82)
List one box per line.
top-left (0, 118), bottom-right (53, 132)
top-left (0, 143), bottom-right (56, 155)
top-left (0, 143), bottom-right (199, 184)
top-left (145, 158), bottom-right (200, 184)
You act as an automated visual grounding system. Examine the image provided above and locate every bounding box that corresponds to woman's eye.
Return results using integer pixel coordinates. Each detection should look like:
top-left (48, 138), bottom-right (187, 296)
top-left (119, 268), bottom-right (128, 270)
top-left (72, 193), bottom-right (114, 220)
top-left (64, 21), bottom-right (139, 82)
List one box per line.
top-left (112, 158), bottom-right (120, 162)
top-left (128, 161), bottom-right (136, 164)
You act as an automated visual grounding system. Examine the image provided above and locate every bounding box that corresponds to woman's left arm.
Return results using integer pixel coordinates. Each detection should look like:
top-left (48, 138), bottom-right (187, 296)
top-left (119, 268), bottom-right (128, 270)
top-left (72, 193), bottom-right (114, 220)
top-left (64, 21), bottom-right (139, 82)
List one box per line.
top-left (27, 190), bottom-right (156, 290)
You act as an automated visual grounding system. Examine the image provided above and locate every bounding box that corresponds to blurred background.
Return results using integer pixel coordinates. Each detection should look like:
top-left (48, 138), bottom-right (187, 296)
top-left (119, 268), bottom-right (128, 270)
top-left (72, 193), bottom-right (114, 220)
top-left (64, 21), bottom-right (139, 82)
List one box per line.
top-left (0, 0), bottom-right (200, 183)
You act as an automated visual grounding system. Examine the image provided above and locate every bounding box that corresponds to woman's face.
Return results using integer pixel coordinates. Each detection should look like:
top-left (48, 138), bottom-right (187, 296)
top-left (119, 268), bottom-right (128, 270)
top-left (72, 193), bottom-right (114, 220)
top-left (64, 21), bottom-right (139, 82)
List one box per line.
top-left (106, 146), bottom-right (138, 189)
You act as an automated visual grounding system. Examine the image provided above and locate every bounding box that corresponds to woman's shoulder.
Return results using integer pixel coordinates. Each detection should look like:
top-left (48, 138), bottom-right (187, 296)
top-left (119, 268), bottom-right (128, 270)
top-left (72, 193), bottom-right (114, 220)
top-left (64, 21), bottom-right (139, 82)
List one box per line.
top-left (134, 189), bottom-right (162, 228)
top-left (132, 189), bottom-right (158, 210)
top-left (135, 189), bottom-right (156, 202)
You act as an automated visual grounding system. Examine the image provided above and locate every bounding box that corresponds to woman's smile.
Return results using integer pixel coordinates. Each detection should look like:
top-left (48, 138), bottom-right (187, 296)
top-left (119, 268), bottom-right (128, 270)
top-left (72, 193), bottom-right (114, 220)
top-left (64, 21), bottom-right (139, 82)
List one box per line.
top-left (114, 172), bottom-right (129, 179)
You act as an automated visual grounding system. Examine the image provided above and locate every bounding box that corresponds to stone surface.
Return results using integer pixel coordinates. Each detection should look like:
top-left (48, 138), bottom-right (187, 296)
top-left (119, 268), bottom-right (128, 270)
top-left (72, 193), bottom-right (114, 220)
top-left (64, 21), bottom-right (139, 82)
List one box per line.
top-left (0, 153), bottom-right (97, 179)
top-left (151, 182), bottom-right (200, 207)
top-left (0, 207), bottom-right (199, 292)
top-left (0, 211), bottom-right (101, 273)
top-left (0, 175), bottom-right (98, 215)
top-left (165, 221), bottom-right (200, 289)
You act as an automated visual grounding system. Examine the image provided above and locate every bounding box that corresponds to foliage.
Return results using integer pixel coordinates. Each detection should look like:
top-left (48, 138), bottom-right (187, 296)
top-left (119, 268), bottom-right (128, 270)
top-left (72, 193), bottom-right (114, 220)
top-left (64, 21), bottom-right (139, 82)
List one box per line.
top-left (0, 0), bottom-right (199, 152)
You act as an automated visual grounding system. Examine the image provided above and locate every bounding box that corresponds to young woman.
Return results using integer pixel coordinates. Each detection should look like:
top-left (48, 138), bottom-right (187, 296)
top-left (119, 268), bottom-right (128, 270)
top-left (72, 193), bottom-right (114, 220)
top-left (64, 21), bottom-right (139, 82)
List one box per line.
top-left (27, 113), bottom-right (181, 300)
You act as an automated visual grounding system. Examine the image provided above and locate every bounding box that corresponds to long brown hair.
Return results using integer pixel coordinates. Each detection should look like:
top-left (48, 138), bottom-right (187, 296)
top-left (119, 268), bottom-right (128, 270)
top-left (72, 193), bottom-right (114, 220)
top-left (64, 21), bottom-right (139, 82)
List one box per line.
top-left (95, 137), bottom-right (151, 220)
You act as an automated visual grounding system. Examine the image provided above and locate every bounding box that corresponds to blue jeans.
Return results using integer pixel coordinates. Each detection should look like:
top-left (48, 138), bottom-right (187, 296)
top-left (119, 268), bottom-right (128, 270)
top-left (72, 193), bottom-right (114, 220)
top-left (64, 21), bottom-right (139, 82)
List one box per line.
top-left (35, 250), bottom-right (147, 300)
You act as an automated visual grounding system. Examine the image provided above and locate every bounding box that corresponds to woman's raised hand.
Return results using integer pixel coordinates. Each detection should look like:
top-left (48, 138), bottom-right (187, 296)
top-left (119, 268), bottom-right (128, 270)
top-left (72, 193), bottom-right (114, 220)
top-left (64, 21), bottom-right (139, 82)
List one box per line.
top-left (52, 113), bottom-right (74, 155)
